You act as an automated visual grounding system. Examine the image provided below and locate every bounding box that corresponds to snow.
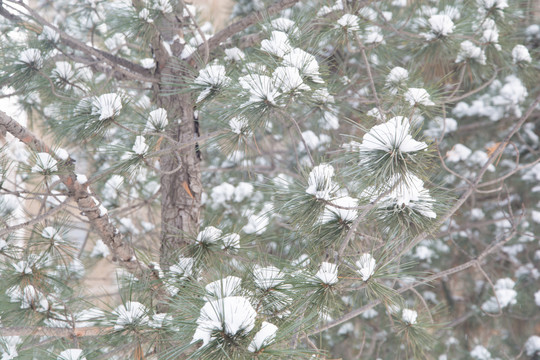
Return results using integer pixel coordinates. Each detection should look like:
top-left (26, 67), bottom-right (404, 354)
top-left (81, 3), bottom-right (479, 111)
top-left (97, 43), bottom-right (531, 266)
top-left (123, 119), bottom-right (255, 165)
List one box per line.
top-left (229, 116), bottom-right (250, 135)
top-left (291, 254), bottom-right (310, 267)
top-left (145, 108), bottom-right (168, 132)
top-left (153, 0), bottom-right (172, 13)
top-left (138, 8), bottom-right (152, 23)
top-left (337, 14), bottom-right (360, 32)
top-left (358, 7), bottom-right (378, 21)
top-left (525, 336), bottom-right (540, 356)
top-left (359, 116), bottom-right (428, 154)
top-left (356, 254), bottom-right (376, 281)
top-left (140, 58), bottom-right (156, 69)
top-left (169, 257), bottom-right (194, 279)
top-left (242, 204), bottom-right (272, 235)
top-left (132, 135), bottom-right (148, 155)
top-left (312, 88), bottom-right (334, 103)
top-left (194, 65), bottom-right (229, 88)
top-left (261, 31), bottom-right (292, 57)
top-left (91, 93), bottom-right (122, 121)
top-left (320, 195), bottom-right (358, 223)
top-left (534, 290), bottom-right (540, 306)
top-left (0, 194), bottom-right (19, 213)
top-left (112, 301), bottom-right (149, 330)
top-left (7, 284), bottom-right (48, 311)
top-left (283, 48), bottom-right (324, 83)
top-left (511, 44), bottom-right (532, 64)
top-left (481, 277), bottom-right (517, 313)
top-left (525, 24), bottom-right (540, 42)
top-left (366, 107), bottom-right (385, 121)
top-left (56, 148), bottom-right (70, 160)
top-left (32, 152), bottom-right (58, 173)
top-left (248, 321), bottom-right (278, 352)
top-left (39, 25), bottom-right (59, 42)
top-left (446, 143), bottom-right (471, 162)
top-left (386, 67), bottom-right (409, 94)
top-left (315, 262), bottom-right (339, 285)
top-left (362, 308), bottom-right (378, 319)
top-left (272, 66), bottom-right (310, 92)
top-left (316, 0), bottom-right (343, 16)
top-left (196, 226), bottom-right (222, 245)
top-left (104, 33), bottom-right (126, 53)
top-left (363, 26), bottom-right (384, 44)
top-left (211, 182), bottom-right (235, 208)
top-left (180, 44), bottom-right (196, 59)
top-left (253, 265), bottom-right (284, 290)
top-left (423, 14), bottom-right (454, 40)
top-left (424, 117), bottom-right (458, 138)
top-left (224, 47), bottom-right (245, 61)
top-left (57, 349), bottom-right (86, 360)
top-left (205, 276), bottom-right (243, 300)
top-left (103, 175), bottom-right (124, 200)
top-left (18, 48), bottom-right (43, 68)
top-left (415, 245), bottom-right (435, 262)
top-left (491, 75), bottom-right (528, 117)
top-left (90, 239), bottom-right (110, 258)
top-left (478, 0), bottom-right (508, 12)
top-left (0, 335), bottom-right (22, 360)
top-left (53, 61), bottom-right (74, 80)
top-left (192, 296), bottom-right (256, 347)
top-left (239, 74), bottom-right (280, 106)
top-left (470, 345), bottom-right (491, 360)
top-left (455, 41), bottom-right (486, 65)
top-left (42, 226), bottom-right (61, 240)
top-left (195, 64), bottom-right (231, 102)
top-left (271, 18), bottom-right (297, 34)
top-left (234, 182), bottom-right (253, 202)
top-left (221, 233), bottom-right (240, 249)
top-left (300, 130), bottom-right (329, 151)
top-left (481, 20), bottom-right (500, 46)
top-left (404, 88), bottom-right (435, 106)
top-left (149, 313), bottom-right (172, 328)
top-left (320, 110), bottom-right (339, 130)
top-left (402, 309), bottom-right (418, 324)
top-left (361, 173), bottom-right (437, 218)
top-left (468, 150), bottom-right (495, 172)
top-left (305, 164), bottom-right (336, 200)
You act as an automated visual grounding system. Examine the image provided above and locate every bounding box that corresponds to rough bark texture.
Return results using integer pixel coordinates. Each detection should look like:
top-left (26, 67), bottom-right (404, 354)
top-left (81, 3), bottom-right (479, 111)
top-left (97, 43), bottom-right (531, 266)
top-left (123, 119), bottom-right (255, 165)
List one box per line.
top-left (157, 89), bottom-right (202, 268)
top-left (149, 5), bottom-right (203, 268)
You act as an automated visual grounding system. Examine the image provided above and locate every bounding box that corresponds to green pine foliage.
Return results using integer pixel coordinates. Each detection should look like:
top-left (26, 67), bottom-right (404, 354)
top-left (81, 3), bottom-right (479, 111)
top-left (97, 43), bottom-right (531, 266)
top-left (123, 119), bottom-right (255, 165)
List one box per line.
top-left (0, 0), bottom-right (539, 359)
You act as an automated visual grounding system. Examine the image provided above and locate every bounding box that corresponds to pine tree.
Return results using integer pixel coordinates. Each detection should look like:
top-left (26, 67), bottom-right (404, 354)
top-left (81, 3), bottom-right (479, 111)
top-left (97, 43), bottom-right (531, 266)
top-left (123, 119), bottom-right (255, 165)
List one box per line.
top-left (0, 0), bottom-right (539, 359)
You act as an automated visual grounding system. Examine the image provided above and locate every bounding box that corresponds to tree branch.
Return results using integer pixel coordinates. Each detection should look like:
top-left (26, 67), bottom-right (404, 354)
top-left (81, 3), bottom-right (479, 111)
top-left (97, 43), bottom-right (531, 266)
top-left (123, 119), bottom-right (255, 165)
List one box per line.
top-left (402, 93), bottom-right (540, 256)
top-left (0, 110), bottom-right (149, 278)
top-left (1, 1), bottom-right (156, 83)
top-left (0, 326), bottom-right (111, 337)
top-left (310, 226), bottom-right (519, 335)
top-left (187, 0), bottom-right (302, 63)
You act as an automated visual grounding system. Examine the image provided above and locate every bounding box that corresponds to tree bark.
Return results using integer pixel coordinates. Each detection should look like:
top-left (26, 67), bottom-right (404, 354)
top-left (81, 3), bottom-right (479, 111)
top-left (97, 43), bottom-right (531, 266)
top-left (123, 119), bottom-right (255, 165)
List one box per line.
top-left (157, 89), bottom-right (202, 268)
top-left (156, 96), bottom-right (200, 351)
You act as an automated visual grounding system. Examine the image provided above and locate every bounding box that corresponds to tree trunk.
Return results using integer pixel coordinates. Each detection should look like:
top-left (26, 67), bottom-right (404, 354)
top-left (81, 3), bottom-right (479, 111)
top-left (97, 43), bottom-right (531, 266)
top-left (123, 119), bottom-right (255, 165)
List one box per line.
top-left (156, 74), bottom-right (202, 268)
